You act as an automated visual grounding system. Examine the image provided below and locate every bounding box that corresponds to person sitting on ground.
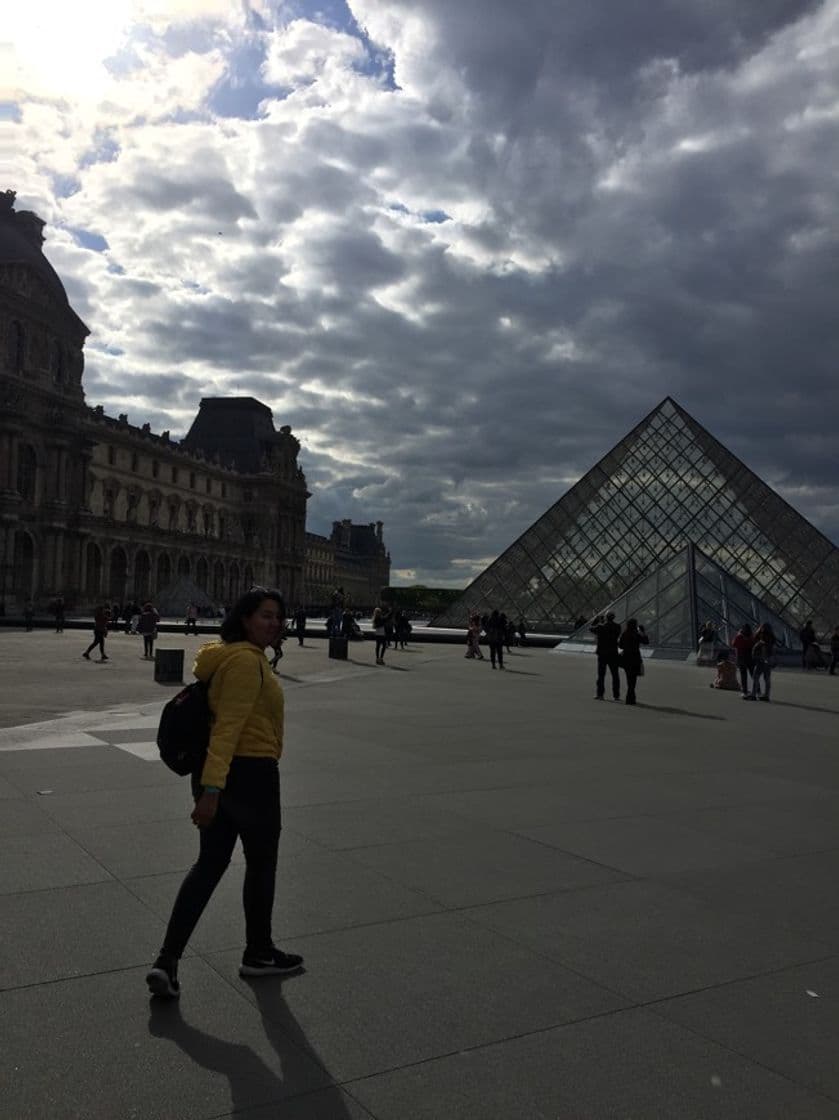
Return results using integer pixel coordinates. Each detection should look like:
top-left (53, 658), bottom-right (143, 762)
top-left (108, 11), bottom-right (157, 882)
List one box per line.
top-left (710, 658), bottom-right (739, 690)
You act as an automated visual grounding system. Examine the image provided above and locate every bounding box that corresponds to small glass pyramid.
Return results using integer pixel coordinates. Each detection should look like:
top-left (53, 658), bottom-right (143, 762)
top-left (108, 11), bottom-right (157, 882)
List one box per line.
top-left (560, 544), bottom-right (799, 654)
top-left (432, 398), bottom-right (839, 639)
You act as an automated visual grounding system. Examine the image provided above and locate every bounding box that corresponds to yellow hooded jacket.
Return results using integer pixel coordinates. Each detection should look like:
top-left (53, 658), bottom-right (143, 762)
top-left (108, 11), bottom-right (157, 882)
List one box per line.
top-left (194, 640), bottom-right (284, 789)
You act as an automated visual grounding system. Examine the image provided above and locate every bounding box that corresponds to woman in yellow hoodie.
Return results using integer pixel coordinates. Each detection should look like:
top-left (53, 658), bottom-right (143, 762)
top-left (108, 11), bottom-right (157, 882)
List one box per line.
top-left (146, 588), bottom-right (303, 999)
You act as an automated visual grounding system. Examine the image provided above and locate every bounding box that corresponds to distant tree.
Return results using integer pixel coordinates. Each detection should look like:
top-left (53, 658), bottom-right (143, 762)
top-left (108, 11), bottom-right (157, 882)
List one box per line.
top-left (382, 586), bottom-right (463, 616)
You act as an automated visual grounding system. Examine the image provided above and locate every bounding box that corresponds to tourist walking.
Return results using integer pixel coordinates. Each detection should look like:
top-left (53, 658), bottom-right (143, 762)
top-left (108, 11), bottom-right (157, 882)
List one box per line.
top-left (731, 623), bottom-right (755, 697)
top-left (799, 620), bottom-right (816, 668)
top-left (53, 595), bottom-right (65, 633)
top-left (293, 605), bottom-right (306, 645)
top-left (23, 599), bottom-right (34, 631)
top-left (146, 587), bottom-right (302, 999)
top-left (82, 604), bottom-right (111, 661)
top-left (137, 602), bottom-right (160, 659)
top-left (591, 611), bottom-right (621, 700)
top-left (383, 605), bottom-right (395, 650)
top-left (372, 605), bottom-right (387, 664)
top-left (749, 623), bottom-right (776, 701)
top-left (618, 619), bottom-right (648, 705)
top-left (185, 602), bottom-right (199, 634)
top-left (269, 627), bottom-right (285, 671)
top-left (829, 626), bottom-right (839, 676)
top-left (486, 610), bottom-right (505, 669)
top-left (394, 609), bottom-right (411, 649)
top-left (465, 614), bottom-right (484, 659)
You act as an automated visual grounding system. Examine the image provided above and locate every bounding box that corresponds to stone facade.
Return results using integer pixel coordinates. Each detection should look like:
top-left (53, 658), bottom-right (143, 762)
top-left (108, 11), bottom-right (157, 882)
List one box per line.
top-left (304, 531), bottom-right (336, 608)
top-left (303, 522), bottom-right (391, 611)
top-left (329, 519), bottom-right (390, 609)
top-left (0, 192), bottom-right (309, 613)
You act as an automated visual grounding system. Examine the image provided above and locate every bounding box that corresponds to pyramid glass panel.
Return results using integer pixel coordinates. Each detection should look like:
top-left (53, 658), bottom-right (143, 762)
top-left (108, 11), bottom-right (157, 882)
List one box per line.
top-left (432, 398), bottom-right (839, 637)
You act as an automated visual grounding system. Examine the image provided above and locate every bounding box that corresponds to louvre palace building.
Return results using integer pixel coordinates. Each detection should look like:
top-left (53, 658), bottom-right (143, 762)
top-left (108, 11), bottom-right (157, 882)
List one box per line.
top-left (0, 190), bottom-right (388, 614)
top-left (433, 398), bottom-right (839, 651)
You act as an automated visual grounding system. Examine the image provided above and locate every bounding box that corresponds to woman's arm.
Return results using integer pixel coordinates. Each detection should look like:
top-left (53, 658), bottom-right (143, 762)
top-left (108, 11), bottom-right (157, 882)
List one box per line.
top-left (200, 655), bottom-right (264, 790)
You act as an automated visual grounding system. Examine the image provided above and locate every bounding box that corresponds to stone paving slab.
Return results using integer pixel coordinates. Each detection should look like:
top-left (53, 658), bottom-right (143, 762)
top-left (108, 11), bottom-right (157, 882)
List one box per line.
top-left (206, 912), bottom-right (630, 1082)
top-left (653, 955), bottom-right (839, 1103)
top-left (2, 635), bottom-right (839, 1118)
top-left (346, 1007), bottom-right (838, 1119)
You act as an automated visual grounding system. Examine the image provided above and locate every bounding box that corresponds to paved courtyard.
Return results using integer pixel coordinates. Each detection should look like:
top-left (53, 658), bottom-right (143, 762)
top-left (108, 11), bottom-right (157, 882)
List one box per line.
top-left (2, 628), bottom-right (839, 1118)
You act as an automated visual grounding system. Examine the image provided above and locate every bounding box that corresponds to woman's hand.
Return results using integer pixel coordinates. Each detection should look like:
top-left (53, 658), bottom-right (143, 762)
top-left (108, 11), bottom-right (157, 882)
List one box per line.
top-left (191, 790), bottom-right (220, 829)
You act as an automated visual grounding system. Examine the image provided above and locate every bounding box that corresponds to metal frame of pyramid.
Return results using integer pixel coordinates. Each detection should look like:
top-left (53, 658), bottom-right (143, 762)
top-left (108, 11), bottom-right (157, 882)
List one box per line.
top-left (431, 398), bottom-right (839, 638)
top-left (559, 542), bottom-right (801, 658)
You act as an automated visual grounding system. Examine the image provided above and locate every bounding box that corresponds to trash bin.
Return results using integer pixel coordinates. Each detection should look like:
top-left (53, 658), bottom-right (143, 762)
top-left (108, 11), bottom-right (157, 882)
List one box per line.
top-left (154, 648), bottom-right (185, 683)
top-left (328, 635), bottom-right (348, 660)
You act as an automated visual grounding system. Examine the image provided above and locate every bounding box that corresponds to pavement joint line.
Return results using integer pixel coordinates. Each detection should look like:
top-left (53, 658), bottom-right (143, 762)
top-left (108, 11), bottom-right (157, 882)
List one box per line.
top-left (643, 988), bottom-right (839, 1106)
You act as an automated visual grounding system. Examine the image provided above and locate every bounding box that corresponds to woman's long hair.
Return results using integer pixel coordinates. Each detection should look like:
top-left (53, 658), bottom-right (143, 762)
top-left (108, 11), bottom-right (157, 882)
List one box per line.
top-left (220, 587), bottom-right (285, 643)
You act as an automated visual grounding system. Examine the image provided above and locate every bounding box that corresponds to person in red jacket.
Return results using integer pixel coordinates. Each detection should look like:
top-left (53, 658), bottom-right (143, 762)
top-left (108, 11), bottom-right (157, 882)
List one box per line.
top-left (731, 623), bottom-right (755, 698)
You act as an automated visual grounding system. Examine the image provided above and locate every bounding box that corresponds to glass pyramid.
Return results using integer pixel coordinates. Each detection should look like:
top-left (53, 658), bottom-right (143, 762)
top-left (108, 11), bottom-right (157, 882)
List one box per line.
top-left (432, 398), bottom-right (839, 638)
top-left (560, 544), bottom-right (799, 654)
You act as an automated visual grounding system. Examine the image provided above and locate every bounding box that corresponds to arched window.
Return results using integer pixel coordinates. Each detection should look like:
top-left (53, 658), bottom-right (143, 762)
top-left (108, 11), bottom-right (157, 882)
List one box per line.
top-left (51, 340), bottom-right (64, 382)
top-left (134, 551), bottom-right (151, 600)
top-left (196, 556), bottom-right (209, 591)
top-left (12, 531), bottom-right (35, 596)
top-left (109, 547), bottom-right (128, 602)
top-left (157, 553), bottom-right (172, 591)
top-left (17, 444), bottom-right (37, 501)
top-left (213, 561), bottom-right (225, 602)
top-left (86, 543), bottom-right (102, 596)
top-left (7, 321), bottom-right (24, 371)
top-left (228, 562), bottom-right (240, 602)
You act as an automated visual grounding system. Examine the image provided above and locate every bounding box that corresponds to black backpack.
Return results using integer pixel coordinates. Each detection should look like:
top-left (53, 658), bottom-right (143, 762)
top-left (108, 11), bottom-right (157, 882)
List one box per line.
top-left (157, 677), bottom-right (214, 776)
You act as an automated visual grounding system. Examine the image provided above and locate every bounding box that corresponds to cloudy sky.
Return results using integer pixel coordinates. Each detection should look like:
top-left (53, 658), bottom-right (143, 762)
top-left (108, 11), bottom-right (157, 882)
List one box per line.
top-left (8, 0), bottom-right (839, 585)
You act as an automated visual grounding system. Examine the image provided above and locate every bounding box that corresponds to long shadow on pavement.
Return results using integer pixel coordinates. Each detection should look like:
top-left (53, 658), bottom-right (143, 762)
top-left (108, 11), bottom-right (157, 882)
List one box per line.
top-left (769, 699), bottom-right (839, 716)
top-left (635, 703), bottom-right (726, 721)
top-left (148, 976), bottom-right (358, 1119)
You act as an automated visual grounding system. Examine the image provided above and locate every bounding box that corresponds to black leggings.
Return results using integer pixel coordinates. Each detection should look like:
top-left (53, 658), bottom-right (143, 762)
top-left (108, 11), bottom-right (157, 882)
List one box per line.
top-left (84, 629), bottom-right (106, 657)
top-left (161, 758), bottom-right (281, 959)
top-left (375, 636), bottom-right (387, 660)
